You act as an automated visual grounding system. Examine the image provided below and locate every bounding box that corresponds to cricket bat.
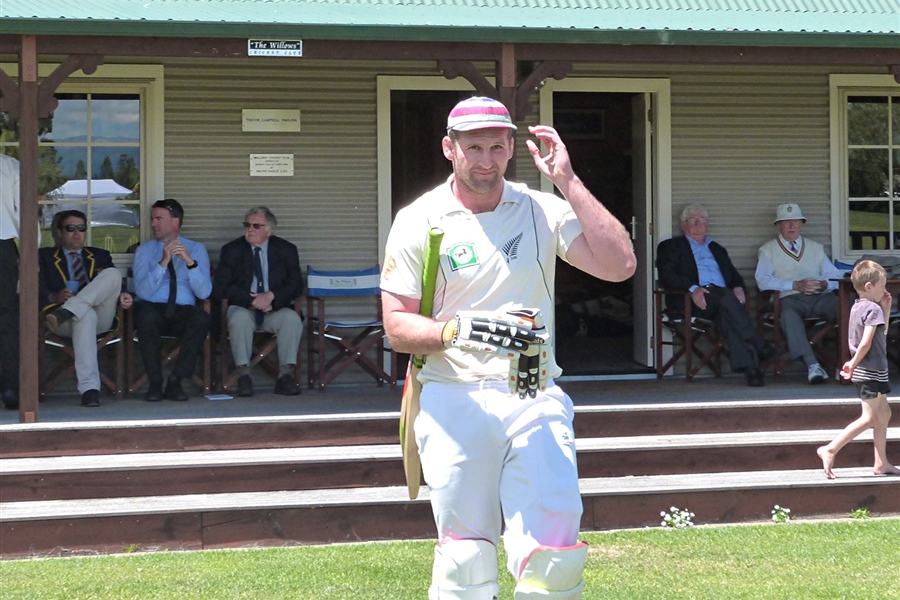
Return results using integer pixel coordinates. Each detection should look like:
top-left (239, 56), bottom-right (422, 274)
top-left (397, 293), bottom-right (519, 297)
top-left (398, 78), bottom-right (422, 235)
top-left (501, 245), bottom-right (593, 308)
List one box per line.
top-left (400, 227), bottom-right (444, 500)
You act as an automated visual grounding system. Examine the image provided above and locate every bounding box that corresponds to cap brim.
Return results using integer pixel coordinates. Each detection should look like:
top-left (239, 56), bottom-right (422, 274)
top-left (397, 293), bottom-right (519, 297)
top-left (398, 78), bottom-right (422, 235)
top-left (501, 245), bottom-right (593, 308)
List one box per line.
top-left (448, 122), bottom-right (517, 133)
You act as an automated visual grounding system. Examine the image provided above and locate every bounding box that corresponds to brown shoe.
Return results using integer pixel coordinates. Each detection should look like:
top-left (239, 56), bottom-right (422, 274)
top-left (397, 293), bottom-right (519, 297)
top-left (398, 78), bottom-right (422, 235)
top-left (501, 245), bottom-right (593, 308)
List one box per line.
top-left (46, 307), bottom-right (75, 333)
top-left (274, 374), bottom-right (300, 396)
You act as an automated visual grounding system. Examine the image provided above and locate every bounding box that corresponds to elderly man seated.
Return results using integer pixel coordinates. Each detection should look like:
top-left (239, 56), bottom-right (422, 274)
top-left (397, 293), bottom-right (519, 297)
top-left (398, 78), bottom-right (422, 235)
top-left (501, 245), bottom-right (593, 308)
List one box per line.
top-left (657, 204), bottom-right (776, 386)
top-left (755, 203), bottom-right (842, 384)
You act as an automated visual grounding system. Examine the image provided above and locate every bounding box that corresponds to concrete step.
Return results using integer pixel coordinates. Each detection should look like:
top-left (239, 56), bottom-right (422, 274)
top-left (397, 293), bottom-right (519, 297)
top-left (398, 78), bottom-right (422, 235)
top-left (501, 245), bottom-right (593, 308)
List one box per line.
top-left (2, 467), bottom-right (896, 558)
top-left (3, 428), bottom-right (896, 502)
top-left (4, 398), bottom-right (897, 458)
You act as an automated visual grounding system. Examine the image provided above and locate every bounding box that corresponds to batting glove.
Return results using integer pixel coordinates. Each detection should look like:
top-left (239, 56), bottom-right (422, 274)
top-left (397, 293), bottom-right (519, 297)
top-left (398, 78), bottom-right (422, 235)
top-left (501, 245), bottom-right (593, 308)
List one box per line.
top-left (441, 309), bottom-right (544, 359)
top-left (507, 310), bottom-right (551, 398)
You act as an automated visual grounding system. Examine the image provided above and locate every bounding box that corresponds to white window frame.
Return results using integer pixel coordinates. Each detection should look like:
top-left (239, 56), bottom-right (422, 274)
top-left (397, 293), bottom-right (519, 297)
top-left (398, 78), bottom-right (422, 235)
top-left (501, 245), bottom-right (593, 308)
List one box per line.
top-left (0, 63), bottom-right (164, 261)
top-left (829, 74), bottom-right (900, 260)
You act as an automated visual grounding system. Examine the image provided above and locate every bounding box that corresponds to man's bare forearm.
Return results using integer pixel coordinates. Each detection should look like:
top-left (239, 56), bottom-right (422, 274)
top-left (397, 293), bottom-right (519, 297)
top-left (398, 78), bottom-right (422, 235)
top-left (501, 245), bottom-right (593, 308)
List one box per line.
top-left (384, 311), bottom-right (446, 356)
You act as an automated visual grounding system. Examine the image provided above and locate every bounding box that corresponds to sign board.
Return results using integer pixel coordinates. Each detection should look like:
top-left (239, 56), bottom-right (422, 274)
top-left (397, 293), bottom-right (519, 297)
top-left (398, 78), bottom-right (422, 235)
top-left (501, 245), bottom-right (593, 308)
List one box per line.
top-left (248, 40), bottom-right (303, 57)
top-left (250, 154), bottom-right (294, 177)
top-left (242, 109), bottom-right (301, 132)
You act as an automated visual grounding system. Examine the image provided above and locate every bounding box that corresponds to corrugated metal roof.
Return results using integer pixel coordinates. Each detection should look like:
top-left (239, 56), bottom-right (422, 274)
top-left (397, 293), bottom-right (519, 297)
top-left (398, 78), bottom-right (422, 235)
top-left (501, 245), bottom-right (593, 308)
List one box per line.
top-left (1, 0), bottom-right (898, 46)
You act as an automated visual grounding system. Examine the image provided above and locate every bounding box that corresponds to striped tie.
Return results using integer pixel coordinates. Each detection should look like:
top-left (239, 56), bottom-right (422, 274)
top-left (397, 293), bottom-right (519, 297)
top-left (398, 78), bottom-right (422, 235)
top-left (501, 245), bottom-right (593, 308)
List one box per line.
top-left (789, 241), bottom-right (797, 253)
top-left (70, 252), bottom-right (88, 288)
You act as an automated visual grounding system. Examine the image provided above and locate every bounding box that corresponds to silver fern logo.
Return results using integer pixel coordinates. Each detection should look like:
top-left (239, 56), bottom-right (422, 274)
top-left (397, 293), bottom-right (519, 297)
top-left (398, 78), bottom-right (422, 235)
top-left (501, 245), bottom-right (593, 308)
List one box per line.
top-left (502, 233), bottom-right (522, 263)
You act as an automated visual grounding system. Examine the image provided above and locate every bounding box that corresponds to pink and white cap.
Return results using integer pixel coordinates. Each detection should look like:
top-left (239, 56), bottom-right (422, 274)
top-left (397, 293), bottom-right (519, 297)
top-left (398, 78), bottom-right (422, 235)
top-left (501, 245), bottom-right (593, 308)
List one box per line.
top-left (446, 96), bottom-right (517, 132)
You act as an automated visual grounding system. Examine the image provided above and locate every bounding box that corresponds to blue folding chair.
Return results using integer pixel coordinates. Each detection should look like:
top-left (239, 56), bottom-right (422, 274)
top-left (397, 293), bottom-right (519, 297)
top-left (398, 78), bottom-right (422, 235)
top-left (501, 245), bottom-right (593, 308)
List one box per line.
top-left (306, 266), bottom-right (397, 391)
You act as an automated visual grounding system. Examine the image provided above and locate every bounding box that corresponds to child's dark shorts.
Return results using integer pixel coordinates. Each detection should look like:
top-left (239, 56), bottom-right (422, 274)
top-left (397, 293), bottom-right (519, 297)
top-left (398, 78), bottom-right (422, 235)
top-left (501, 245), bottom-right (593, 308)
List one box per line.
top-left (855, 380), bottom-right (891, 399)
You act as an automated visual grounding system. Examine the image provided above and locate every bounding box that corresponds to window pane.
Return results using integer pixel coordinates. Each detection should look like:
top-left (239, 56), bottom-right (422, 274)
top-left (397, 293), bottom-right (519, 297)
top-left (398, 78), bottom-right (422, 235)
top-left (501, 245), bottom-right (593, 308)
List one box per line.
top-left (894, 148), bottom-right (900, 198)
top-left (43, 95), bottom-right (88, 143)
top-left (93, 215), bottom-right (141, 254)
top-left (91, 96), bottom-right (140, 143)
top-left (848, 201), bottom-right (890, 250)
top-left (92, 146), bottom-right (140, 196)
top-left (895, 201), bottom-right (900, 250)
top-left (893, 98), bottom-right (900, 145)
top-left (848, 96), bottom-right (889, 146)
top-left (848, 149), bottom-right (889, 198)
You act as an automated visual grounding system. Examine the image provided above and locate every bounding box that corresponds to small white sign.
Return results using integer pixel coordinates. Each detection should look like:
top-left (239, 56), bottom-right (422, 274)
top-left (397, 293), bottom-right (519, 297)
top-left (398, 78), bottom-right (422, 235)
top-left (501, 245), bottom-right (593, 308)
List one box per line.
top-left (250, 154), bottom-right (294, 177)
top-left (248, 40), bottom-right (303, 57)
top-left (242, 109), bottom-right (301, 132)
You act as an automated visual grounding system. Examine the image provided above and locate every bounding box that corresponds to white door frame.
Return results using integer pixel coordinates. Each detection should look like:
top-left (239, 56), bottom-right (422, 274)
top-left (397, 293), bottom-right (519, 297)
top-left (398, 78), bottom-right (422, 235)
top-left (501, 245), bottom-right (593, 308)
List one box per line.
top-left (539, 78), bottom-right (672, 371)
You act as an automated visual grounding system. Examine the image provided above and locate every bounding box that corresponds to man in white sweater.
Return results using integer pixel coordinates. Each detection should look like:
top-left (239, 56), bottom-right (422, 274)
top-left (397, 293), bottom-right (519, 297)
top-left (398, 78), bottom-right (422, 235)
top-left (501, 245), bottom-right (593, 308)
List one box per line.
top-left (756, 203), bottom-right (843, 384)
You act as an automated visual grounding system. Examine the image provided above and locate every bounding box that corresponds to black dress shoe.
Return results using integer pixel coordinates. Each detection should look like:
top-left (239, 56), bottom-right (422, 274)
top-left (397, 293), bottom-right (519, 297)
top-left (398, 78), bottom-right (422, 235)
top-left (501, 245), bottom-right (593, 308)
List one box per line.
top-left (81, 389), bottom-right (101, 407)
top-left (144, 382), bottom-right (164, 402)
top-left (45, 307), bottom-right (75, 333)
top-left (236, 374), bottom-right (254, 397)
top-left (746, 369), bottom-right (765, 387)
top-left (273, 374), bottom-right (300, 396)
top-left (164, 377), bottom-right (189, 401)
top-left (2, 388), bottom-right (19, 410)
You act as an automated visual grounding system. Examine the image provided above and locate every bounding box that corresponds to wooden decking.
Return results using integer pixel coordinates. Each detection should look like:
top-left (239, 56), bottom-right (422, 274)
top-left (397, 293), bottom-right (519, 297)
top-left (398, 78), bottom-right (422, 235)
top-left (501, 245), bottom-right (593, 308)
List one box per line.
top-left (2, 375), bottom-right (899, 558)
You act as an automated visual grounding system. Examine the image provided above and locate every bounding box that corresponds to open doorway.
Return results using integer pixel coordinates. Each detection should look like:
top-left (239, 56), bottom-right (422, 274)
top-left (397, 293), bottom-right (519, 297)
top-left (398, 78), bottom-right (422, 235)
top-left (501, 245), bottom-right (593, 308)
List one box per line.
top-left (382, 81), bottom-right (670, 378)
top-left (550, 92), bottom-right (653, 376)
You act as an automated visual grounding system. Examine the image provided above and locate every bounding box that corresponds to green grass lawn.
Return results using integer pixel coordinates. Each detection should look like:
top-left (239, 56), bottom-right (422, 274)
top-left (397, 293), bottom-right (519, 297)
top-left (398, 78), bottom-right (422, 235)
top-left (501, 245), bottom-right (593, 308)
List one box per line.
top-left (1, 519), bottom-right (897, 599)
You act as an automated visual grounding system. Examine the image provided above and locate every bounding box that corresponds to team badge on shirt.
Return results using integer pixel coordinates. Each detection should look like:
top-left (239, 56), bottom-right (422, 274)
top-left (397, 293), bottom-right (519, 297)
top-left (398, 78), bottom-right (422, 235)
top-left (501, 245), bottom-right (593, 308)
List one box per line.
top-left (448, 242), bottom-right (478, 271)
top-left (501, 233), bottom-right (522, 263)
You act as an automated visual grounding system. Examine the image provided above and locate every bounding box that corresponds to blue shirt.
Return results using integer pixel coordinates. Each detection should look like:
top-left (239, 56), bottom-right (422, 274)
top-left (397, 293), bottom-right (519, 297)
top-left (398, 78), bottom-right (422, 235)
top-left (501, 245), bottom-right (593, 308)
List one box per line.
top-left (688, 235), bottom-right (726, 289)
top-left (133, 237), bottom-right (212, 304)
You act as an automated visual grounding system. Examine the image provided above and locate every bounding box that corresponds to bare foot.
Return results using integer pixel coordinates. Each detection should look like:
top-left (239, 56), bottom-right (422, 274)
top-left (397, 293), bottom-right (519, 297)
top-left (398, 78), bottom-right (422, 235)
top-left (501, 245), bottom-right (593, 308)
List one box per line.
top-left (873, 464), bottom-right (900, 476)
top-left (817, 446), bottom-right (836, 480)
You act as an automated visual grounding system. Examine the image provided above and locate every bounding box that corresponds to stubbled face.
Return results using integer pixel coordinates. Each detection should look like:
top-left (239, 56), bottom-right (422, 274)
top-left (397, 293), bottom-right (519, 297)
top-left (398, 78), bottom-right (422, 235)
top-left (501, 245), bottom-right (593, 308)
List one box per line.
top-left (778, 219), bottom-right (803, 242)
top-left (680, 211), bottom-right (709, 243)
top-left (243, 212), bottom-right (272, 247)
top-left (58, 216), bottom-right (87, 251)
top-left (150, 207), bottom-right (180, 242)
top-left (442, 128), bottom-right (514, 197)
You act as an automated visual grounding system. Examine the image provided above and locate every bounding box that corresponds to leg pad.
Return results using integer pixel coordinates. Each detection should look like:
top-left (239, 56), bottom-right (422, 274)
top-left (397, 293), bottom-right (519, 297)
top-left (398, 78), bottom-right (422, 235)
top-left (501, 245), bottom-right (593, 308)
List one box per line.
top-left (514, 542), bottom-right (588, 599)
top-left (428, 539), bottom-right (500, 600)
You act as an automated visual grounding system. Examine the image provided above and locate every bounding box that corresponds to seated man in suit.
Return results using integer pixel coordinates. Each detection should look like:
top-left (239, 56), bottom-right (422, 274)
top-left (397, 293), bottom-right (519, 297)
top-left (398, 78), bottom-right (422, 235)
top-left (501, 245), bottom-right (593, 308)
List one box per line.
top-left (133, 198), bottom-right (212, 402)
top-left (40, 210), bottom-right (133, 407)
top-left (755, 203), bottom-right (842, 384)
top-left (213, 207), bottom-right (304, 396)
top-left (657, 204), bottom-right (775, 386)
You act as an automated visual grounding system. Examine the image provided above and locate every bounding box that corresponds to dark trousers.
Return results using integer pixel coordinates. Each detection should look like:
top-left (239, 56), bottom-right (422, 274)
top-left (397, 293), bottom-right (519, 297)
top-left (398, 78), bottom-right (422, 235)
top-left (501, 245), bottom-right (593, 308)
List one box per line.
top-left (133, 301), bottom-right (211, 384)
top-left (0, 239), bottom-right (19, 391)
top-left (695, 285), bottom-right (762, 373)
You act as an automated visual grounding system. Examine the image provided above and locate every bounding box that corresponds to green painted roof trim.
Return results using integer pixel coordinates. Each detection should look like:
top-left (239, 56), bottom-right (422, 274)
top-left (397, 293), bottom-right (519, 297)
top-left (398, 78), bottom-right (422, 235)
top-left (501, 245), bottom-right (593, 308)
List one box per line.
top-left (1, 0), bottom-right (898, 48)
top-left (1, 19), bottom-right (897, 49)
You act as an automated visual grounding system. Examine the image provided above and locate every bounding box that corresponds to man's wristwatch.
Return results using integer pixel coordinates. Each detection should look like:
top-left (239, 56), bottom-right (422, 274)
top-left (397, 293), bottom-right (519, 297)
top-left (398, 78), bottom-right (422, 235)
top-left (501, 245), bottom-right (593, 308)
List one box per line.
top-left (187, 261), bottom-right (198, 270)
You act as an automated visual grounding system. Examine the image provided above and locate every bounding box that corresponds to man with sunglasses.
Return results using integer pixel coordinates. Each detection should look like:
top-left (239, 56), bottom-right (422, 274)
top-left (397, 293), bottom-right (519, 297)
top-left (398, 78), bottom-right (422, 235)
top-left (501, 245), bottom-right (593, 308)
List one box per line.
top-left (213, 207), bottom-right (304, 396)
top-left (133, 198), bottom-right (212, 402)
top-left (39, 210), bottom-right (133, 407)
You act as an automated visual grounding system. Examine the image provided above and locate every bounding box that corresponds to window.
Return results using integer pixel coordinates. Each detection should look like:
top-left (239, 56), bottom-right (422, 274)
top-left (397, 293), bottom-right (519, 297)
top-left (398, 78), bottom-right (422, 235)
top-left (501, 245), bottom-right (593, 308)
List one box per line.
top-left (831, 75), bottom-right (900, 256)
top-left (0, 64), bottom-right (164, 257)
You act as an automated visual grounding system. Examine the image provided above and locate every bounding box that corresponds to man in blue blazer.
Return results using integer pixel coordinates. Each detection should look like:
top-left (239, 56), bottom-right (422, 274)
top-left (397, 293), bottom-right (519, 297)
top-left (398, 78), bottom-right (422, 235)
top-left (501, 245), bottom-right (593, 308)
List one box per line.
top-left (657, 204), bottom-right (774, 386)
top-left (40, 210), bottom-right (133, 406)
top-left (213, 206), bottom-right (304, 396)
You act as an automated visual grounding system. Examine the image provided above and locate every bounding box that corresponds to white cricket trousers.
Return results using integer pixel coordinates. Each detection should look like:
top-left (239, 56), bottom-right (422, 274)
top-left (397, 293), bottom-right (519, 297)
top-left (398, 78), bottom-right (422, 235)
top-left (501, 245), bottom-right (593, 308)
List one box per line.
top-left (416, 380), bottom-right (582, 579)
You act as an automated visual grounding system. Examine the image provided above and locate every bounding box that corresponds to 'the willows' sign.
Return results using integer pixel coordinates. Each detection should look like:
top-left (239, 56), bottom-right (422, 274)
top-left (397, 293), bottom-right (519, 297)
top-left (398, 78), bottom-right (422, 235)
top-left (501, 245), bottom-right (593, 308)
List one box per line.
top-left (248, 40), bottom-right (303, 57)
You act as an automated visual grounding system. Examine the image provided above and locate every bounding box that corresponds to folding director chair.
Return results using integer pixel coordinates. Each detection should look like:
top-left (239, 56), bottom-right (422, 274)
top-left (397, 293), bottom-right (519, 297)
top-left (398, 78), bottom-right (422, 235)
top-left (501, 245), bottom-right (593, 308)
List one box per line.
top-left (306, 265), bottom-right (397, 391)
top-left (125, 299), bottom-right (212, 397)
top-left (756, 289), bottom-right (837, 376)
top-left (218, 298), bottom-right (304, 393)
top-left (38, 304), bottom-right (125, 400)
top-left (654, 287), bottom-right (728, 380)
